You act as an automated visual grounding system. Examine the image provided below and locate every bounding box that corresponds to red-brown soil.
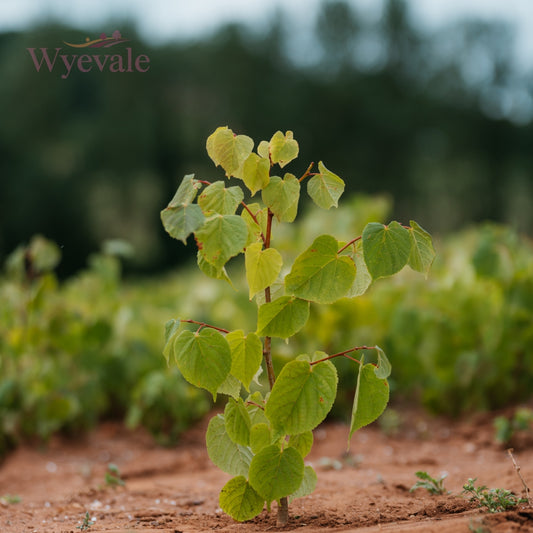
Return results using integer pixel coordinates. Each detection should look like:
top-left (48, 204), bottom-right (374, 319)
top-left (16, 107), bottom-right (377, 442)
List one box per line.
top-left (1, 408), bottom-right (532, 533)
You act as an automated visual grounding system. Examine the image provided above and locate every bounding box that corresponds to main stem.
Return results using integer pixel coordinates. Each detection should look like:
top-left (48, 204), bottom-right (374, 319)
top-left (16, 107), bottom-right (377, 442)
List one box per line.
top-left (263, 209), bottom-right (276, 390)
top-left (262, 208), bottom-right (289, 526)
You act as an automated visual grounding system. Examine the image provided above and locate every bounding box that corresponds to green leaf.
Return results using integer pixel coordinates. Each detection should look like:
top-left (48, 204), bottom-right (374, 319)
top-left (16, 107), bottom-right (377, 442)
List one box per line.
top-left (307, 161), bottom-right (345, 209)
top-left (161, 203), bottom-right (205, 245)
top-left (265, 360), bottom-right (338, 434)
top-left (349, 359), bottom-right (389, 442)
top-left (362, 221), bottom-right (411, 280)
top-left (197, 251), bottom-right (233, 285)
top-left (261, 174), bottom-right (300, 223)
top-left (268, 130), bottom-right (299, 168)
top-left (237, 153), bottom-right (270, 195)
top-left (256, 296), bottom-right (309, 339)
top-left (245, 243), bottom-right (283, 300)
top-left (219, 476), bottom-right (264, 522)
top-left (206, 126), bottom-right (254, 177)
top-left (285, 235), bottom-right (356, 304)
top-left (345, 244), bottom-right (372, 297)
top-left (225, 398), bottom-right (252, 446)
top-left (226, 330), bottom-right (263, 391)
top-left (195, 214), bottom-right (248, 268)
top-left (289, 465), bottom-right (317, 502)
top-left (374, 345), bottom-right (391, 379)
top-left (250, 423), bottom-right (272, 454)
top-left (173, 329), bottom-right (231, 400)
top-left (198, 181), bottom-right (244, 215)
top-left (168, 174), bottom-right (202, 206)
top-left (408, 220), bottom-right (435, 276)
top-left (288, 431), bottom-right (313, 458)
top-left (206, 414), bottom-right (253, 476)
top-left (163, 319), bottom-right (180, 363)
top-left (249, 445), bottom-right (304, 504)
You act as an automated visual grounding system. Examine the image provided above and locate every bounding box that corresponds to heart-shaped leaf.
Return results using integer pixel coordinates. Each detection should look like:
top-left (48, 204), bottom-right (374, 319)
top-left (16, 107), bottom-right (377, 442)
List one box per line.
top-left (362, 221), bottom-right (411, 280)
top-left (265, 359), bottom-right (338, 434)
top-left (173, 329), bottom-right (231, 399)
top-left (269, 130), bottom-right (299, 168)
top-left (249, 445), bottom-right (304, 504)
top-left (237, 153), bottom-right (270, 195)
top-left (195, 214), bottom-right (248, 268)
top-left (261, 174), bottom-right (300, 222)
top-left (285, 235), bottom-right (356, 304)
top-left (307, 161), bottom-right (345, 209)
top-left (206, 126), bottom-right (254, 177)
top-left (219, 476), bottom-right (264, 522)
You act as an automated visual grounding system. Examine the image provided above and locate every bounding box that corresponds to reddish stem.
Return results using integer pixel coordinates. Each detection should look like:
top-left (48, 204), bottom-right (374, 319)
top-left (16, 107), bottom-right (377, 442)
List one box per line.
top-left (263, 208), bottom-right (276, 390)
top-left (259, 208), bottom-right (285, 524)
top-left (180, 319), bottom-right (229, 334)
top-left (245, 400), bottom-right (265, 411)
top-left (311, 345), bottom-right (377, 366)
top-left (265, 208), bottom-right (274, 249)
top-left (298, 162), bottom-right (315, 182)
top-left (338, 235), bottom-right (362, 254)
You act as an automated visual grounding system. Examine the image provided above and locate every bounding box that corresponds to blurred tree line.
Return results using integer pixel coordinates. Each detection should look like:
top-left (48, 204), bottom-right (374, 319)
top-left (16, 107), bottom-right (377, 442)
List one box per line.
top-left (0, 0), bottom-right (532, 276)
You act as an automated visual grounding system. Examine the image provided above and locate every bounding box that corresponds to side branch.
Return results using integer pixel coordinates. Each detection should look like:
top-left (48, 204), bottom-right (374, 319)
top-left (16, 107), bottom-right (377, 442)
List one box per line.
top-left (180, 319), bottom-right (229, 334)
top-left (241, 201), bottom-right (267, 244)
top-left (338, 236), bottom-right (362, 255)
top-left (246, 400), bottom-right (265, 411)
top-left (299, 162), bottom-right (314, 182)
top-left (311, 345), bottom-right (377, 365)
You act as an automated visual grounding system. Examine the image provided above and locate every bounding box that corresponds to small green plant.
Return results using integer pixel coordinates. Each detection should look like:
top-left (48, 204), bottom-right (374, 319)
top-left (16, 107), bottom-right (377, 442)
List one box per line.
top-left (104, 463), bottom-right (125, 487)
top-left (161, 126), bottom-right (434, 525)
top-left (494, 408), bottom-right (533, 445)
top-left (76, 511), bottom-right (95, 531)
top-left (462, 478), bottom-right (527, 513)
top-left (410, 471), bottom-right (449, 495)
top-left (0, 494), bottom-right (21, 504)
top-left (468, 518), bottom-right (491, 533)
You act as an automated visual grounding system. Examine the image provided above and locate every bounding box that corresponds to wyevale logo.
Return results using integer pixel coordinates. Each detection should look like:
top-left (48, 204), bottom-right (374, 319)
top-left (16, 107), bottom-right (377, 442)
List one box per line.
top-left (27, 30), bottom-right (150, 79)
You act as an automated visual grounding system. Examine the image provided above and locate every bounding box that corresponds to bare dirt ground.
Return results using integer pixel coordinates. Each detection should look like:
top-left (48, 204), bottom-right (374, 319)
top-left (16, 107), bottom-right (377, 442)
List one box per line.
top-left (1, 408), bottom-right (532, 533)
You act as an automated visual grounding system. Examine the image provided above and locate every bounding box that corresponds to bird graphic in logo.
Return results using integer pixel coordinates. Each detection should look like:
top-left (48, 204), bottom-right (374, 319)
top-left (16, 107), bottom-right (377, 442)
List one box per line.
top-left (64, 30), bottom-right (128, 48)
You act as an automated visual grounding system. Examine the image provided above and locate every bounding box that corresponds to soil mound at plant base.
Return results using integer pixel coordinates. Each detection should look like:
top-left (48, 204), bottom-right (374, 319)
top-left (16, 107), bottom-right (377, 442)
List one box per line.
top-left (1, 409), bottom-right (532, 533)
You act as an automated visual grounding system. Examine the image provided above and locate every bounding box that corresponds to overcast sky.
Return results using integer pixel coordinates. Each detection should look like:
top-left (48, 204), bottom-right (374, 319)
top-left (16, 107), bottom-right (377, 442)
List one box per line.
top-left (1, 0), bottom-right (532, 68)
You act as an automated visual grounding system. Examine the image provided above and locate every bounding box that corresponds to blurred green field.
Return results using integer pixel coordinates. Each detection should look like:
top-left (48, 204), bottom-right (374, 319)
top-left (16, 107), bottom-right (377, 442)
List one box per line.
top-left (1, 196), bottom-right (532, 459)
